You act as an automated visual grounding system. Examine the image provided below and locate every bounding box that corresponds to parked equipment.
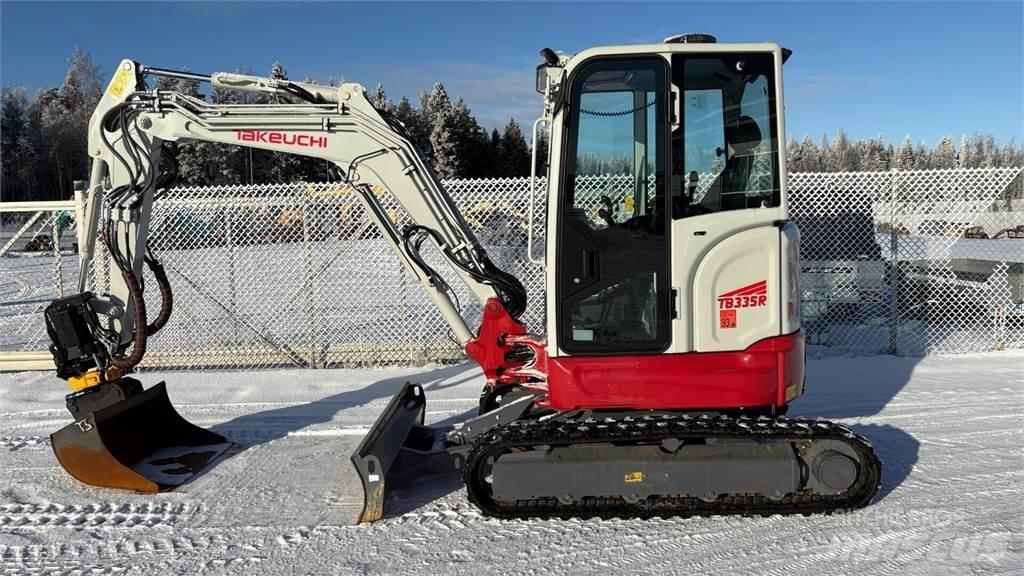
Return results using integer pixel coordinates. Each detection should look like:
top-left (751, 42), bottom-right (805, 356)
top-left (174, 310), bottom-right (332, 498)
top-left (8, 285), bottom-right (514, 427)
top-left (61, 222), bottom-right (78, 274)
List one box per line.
top-left (45, 35), bottom-right (881, 521)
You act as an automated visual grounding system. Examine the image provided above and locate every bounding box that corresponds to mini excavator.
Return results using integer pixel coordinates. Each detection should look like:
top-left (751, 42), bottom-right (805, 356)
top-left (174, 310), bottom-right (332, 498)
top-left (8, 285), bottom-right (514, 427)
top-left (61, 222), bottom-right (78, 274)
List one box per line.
top-left (44, 35), bottom-right (881, 522)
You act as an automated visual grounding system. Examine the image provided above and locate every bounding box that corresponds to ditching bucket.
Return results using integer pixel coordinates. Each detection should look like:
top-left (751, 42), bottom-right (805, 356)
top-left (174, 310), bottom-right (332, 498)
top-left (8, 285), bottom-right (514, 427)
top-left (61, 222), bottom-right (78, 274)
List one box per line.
top-left (350, 383), bottom-right (465, 523)
top-left (51, 382), bottom-right (232, 492)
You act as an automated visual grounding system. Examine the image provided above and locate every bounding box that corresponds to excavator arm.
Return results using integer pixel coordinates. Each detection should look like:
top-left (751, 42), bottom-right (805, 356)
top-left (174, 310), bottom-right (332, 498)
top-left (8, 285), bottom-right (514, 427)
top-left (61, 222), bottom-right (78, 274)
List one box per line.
top-left (75, 60), bottom-right (527, 363)
top-left (44, 60), bottom-right (541, 504)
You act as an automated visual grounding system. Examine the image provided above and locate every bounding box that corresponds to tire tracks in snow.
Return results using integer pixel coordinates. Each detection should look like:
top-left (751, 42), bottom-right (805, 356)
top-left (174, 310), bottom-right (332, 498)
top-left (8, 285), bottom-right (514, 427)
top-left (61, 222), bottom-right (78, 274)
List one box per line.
top-left (0, 436), bottom-right (49, 452)
top-left (0, 501), bottom-right (194, 529)
top-left (0, 532), bottom-right (232, 575)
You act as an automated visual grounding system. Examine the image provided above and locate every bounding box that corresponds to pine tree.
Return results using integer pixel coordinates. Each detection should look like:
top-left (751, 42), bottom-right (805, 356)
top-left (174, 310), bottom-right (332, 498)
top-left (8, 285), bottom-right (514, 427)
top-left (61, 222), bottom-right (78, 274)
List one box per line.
top-left (818, 134), bottom-right (835, 172)
top-left (172, 72), bottom-right (210, 185)
top-left (1, 87), bottom-right (36, 202)
top-left (430, 109), bottom-right (462, 179)
top-left (913, 140), bottom-right (930, 169)
top-left (449, 97), bottom-right (490, 178)
top-left (270, 62), bottom-right (288, 81)
top-left (832, 129), bottom-right (859, 171)
top-left (896, 136), bottom-right (915, 170)
top-left (957, 134), bottom-right (973, 168)
top-left (393, 96), bottom-right (429, 154)
top-left (932, 136), bottom-right (957, 169)
top-left (797, 135), bottom-right (819, 172)
top-left (264, 62), bottom-right (303, 183)
top-left (423, 83), bottom-right (451, 130)
top-left (787, 137), bottom-right (802, 172)
top-left (370, 83), bottom-right (391, 112)
top-left (497, 118), bottom-right (530, 177)
top-left (861, 135), bottom-right (889, 172)
top-left (534, 126), bottom-right (550, 177)
top-left (208, 85), bottom-right (246, 184)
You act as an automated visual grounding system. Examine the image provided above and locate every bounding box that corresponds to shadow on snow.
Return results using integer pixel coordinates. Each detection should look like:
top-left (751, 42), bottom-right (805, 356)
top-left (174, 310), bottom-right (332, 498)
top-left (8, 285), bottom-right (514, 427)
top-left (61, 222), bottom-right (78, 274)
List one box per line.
top-left (199, 352), bottom-right (920, 514)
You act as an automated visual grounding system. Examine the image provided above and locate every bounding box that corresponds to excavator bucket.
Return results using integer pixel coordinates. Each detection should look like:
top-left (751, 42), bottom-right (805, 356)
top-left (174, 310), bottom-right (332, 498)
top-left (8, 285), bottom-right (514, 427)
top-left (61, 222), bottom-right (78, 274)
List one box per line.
top-left (51, 382), bottom-right (232, 492)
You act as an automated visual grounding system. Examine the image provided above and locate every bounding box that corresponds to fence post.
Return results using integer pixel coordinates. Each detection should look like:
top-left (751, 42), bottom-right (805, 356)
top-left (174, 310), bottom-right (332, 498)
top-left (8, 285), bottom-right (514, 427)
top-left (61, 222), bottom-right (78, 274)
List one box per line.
top-left (887, 168), bottom-right (901, 355)
top-left (51, 211), bottom-right (64, 298)
top-left (301, 190), bottom-right (318, 368)
top-left (225, 205), bottom-right (239, 345)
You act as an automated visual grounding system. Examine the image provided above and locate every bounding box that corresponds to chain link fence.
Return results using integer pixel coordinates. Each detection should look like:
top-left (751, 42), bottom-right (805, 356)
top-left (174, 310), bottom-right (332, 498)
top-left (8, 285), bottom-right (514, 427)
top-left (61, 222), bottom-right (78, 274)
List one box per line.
top-left (0, 201), bottom-right (81, 361)
top-left (790, 168), bottom-right (1024, 355)
top-left (1, 167), bottom-right (1021, 369)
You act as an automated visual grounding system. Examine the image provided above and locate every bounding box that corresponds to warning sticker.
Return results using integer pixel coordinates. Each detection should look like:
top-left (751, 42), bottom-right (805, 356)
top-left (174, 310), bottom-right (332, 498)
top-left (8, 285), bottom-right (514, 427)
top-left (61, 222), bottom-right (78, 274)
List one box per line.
top-left (624, 471), bottom-right (644, 483)
top-left (107, 66), bottom-right (133, 99)
top-left (720, 309), bottom-right (737, 329)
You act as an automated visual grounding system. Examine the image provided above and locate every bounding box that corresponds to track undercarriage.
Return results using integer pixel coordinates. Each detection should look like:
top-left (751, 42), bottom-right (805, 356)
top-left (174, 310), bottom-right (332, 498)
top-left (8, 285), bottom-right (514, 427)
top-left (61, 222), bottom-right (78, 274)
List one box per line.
top-left (353, 383), bottom-right (882, 522)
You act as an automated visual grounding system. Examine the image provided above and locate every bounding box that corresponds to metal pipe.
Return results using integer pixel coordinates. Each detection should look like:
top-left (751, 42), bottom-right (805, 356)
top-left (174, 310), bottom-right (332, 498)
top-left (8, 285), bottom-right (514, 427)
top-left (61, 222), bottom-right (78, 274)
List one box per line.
top-left (142, 66), bottom-right (212, 83)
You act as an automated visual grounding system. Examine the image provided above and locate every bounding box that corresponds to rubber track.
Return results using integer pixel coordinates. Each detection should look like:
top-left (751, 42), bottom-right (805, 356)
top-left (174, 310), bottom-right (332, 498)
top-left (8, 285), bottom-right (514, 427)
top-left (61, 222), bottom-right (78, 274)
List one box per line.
top-left (464, 413), bottom-right (882, 520)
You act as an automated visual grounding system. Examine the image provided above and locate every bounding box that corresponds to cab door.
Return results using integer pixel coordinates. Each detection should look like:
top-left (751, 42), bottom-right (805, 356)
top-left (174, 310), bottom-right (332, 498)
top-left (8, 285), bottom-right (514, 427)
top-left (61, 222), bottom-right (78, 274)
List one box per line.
top-left (555, 57), bottom-right (672, 355)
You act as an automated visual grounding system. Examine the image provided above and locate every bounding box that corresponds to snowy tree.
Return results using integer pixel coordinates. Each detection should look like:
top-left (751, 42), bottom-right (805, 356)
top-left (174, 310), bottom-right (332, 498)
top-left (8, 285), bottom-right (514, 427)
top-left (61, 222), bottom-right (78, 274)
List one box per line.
top-left (393, 96), bottom-right (429, 154)
top-left (172, 72), bottom-right (211, 185)
top-left (913, 140), bottom-right (931, 170)
top-left (787, 137), bottom-right (802, 171)
top-left (831, 130), bottom-right (859, 172)
top-left (270, 62), bottom-right (288, 81)
top-left (795, 135), bottom-right (820, 172)
top-left (36, 48), bottom-right (104, 198)
top-left (932, 136), bottom-right (957, 169)
top-left (423, 83), bottom-right (451, 130)
top-left (896, 136), bottom-right (915, 170)
top-left (957, 134), bottom-right (973, 169)
top-left (430, 108), bottom-right (462, 179)
top-left (370, 83), bottom-right (391, 112)
top-left (207, 85), bottom-right (247, 184)
top-left (1, 87), bottom-right (37, 202)
top-left (1002, 140), bottom-right (1023, 167)
top-left (861, 135), bottom-right (889, 172)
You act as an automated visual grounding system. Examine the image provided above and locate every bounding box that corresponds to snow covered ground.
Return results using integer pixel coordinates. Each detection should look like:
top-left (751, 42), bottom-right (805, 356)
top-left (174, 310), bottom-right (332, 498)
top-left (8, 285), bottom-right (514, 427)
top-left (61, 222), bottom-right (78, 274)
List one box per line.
top-left (0, 352), bottom-right (1021, 575)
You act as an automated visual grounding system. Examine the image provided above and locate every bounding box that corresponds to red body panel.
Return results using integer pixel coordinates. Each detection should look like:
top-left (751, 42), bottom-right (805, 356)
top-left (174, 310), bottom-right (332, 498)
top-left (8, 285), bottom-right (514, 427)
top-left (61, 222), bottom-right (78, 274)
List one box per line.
top-left (546, 331), bottom-right (805, 411)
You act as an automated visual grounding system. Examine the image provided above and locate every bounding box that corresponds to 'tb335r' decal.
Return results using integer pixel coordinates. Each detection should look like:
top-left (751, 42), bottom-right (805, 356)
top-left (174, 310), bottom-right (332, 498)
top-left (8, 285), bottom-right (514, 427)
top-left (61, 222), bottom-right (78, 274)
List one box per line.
top-left (718, 280), bottom-right (767, 309)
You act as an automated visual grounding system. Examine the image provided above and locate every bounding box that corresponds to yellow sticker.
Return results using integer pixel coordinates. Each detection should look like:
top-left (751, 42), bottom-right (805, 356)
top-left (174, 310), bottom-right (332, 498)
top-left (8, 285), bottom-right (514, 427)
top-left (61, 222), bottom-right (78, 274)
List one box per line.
top-left (108, 65), bottom-right (133, 98)
top-left (624, 471), bottom-right (644, 483)
top-left (785, 383), bottom-right (800, 401)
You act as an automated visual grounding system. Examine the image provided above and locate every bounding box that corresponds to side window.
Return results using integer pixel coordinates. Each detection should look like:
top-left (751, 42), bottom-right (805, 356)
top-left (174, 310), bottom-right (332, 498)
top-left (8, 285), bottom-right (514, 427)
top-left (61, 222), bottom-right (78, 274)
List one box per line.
top-left (573, 83), bottom-right (658, 229)
top-left (682, 89), bottom-right (726, 204)
top-left (672, 53), bottom-right (780, 219)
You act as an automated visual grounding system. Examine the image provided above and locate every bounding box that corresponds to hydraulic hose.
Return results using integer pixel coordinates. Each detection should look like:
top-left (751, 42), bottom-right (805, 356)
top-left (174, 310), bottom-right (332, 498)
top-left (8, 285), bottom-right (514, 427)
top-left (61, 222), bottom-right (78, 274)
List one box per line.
top-left (144, 255), bottom-right (172, 336)
top-left (101, 227), bottom-right (147, 370)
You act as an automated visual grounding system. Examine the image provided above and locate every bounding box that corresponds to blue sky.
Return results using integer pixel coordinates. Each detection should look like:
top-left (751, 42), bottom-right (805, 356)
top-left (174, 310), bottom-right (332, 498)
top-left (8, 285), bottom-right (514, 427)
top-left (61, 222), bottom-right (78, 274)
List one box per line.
top-left (1, 1), bottom-right (1021, 145)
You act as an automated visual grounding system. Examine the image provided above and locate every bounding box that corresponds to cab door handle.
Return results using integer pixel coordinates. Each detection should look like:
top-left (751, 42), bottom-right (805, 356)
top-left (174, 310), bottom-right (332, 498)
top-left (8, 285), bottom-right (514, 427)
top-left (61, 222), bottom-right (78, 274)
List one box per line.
top-left (581, 250), bottom-right (595, 278)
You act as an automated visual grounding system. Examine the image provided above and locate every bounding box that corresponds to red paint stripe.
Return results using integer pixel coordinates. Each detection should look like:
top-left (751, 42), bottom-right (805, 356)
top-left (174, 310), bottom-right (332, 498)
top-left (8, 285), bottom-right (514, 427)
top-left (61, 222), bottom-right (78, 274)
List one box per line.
top-left (719, 280), bottom-right (767, 298)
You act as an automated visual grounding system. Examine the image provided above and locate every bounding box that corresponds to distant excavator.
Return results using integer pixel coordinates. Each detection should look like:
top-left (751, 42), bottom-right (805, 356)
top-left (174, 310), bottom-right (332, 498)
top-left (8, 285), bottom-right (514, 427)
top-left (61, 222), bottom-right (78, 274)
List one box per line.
top-left (44, 34), bottom-right (881, 522)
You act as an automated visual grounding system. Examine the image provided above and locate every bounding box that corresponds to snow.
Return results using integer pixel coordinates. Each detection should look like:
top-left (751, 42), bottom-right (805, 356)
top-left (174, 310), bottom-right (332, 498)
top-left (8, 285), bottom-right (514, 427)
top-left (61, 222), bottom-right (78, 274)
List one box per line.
top-left (1, 352), bottom-right (1022, 575)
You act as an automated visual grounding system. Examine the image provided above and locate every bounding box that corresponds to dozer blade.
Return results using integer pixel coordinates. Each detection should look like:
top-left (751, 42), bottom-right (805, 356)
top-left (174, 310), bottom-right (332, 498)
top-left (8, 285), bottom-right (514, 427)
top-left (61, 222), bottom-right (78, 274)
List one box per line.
top-left (350, 383), bottom-right (427, 523)
top-left (350, 383), bottom-right (468, 523)
top-left (51, 382), bottom-right (232, 492)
